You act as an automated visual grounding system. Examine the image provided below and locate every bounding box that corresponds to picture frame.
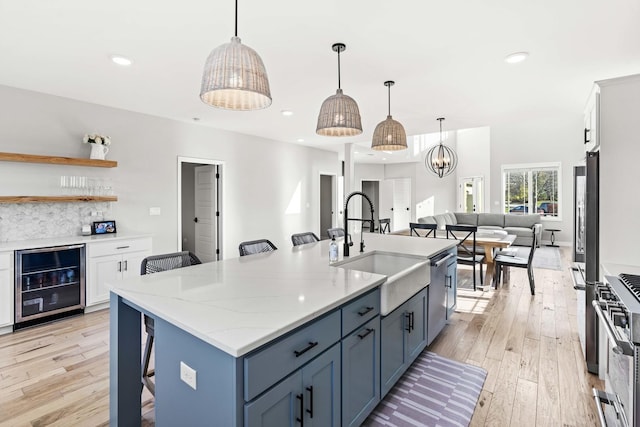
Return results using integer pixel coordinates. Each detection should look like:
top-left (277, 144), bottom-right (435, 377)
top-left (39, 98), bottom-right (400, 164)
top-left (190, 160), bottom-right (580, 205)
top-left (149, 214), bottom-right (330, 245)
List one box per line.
top-left (92, 220), bottom-right (117, 235)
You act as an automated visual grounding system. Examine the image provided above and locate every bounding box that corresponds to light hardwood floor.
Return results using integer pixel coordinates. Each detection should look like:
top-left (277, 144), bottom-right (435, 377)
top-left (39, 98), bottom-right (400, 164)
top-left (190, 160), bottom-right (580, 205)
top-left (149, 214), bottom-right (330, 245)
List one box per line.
top-left (0, 247), bottom-right (602, 426)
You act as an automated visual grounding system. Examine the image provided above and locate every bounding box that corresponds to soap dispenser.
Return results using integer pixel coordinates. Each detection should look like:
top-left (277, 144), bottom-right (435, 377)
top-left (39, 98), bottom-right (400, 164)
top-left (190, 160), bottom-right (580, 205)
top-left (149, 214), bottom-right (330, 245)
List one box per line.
top-left (329, 235), bottom-right (338, 263)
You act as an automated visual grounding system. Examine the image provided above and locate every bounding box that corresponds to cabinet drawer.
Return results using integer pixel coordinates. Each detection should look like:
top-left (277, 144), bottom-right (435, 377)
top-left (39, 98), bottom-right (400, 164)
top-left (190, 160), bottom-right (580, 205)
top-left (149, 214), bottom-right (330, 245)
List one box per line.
top-left (244, 310), bottom-right (340, 402)
top-left (0, 252), bottom-right (11, 270)
top-left (342, 288), bottom-right (380, 337)
top-left (87, 237), bottom-right (152, 258)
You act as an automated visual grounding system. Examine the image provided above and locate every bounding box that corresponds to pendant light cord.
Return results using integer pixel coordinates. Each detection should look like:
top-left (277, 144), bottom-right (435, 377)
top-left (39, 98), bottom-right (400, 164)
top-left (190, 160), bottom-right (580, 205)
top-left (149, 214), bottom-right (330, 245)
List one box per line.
top-left (234, 0), bottom-right (238, 37)
top-left (388, 84), bottom-right (391, 116)
top-left (337, 48), bottom-right (341, 90)
top-left (438, 118), bottom-right (444, 143)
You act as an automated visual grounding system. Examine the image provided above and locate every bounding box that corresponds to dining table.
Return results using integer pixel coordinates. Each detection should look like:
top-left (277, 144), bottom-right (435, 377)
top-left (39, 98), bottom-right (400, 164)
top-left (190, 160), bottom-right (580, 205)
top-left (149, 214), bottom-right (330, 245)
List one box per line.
top-left (389, 228), bottom-right (517, 286)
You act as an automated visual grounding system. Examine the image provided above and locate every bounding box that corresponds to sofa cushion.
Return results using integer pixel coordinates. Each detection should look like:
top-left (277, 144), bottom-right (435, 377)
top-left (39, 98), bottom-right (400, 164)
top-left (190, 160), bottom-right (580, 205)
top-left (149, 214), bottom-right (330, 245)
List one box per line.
top-left (477, 226), bottom-right (507, 235)
top-left (444, 212), bottom-right (457, 224)
top-left (434, 214), bottom-right (447, 230)
top-left (504, 214), bottom-right (540, 228)
top-left (417, 216), bottom-right (437, 225)
top-left (504, 226), bottom-right (535, 238)
top-left (478, 213), bottom-right (505, 227)
top-left (454, 213), bottom-right (478, 226)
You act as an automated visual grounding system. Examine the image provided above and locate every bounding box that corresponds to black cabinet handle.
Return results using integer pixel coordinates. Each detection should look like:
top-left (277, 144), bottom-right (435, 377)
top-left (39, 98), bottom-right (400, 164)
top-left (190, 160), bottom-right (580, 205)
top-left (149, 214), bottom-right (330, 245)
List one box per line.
top-left (194, 217), bottom-right (198, 223)
top-left (117, 261), bottom-right (122, 272)
top-left (357, 306), bottom-right (374, 316)
top-left (406, 207), bottom-right (410, 211)
top-left (358, 328), bottom-right (374, 339)
top-left (410, 312), bottom-right (415, 331)
top-left (124, 260), bottom-right (128, 271)
top-left (294, 341), bottom-right (318, 358)
top-left (584, 128), bottom-right (590, 144)
top-left (296, 393), bottom-right (304, 426)
top-left (404, 312), bottom-right (411, 332)
top-left (306, 386), bottom-right (314, 418)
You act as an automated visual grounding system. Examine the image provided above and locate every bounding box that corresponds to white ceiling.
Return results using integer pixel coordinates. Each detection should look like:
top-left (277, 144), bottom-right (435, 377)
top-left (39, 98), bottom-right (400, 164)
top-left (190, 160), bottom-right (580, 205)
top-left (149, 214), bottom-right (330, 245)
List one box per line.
top-left (1, 0), bottom-right (639, 163)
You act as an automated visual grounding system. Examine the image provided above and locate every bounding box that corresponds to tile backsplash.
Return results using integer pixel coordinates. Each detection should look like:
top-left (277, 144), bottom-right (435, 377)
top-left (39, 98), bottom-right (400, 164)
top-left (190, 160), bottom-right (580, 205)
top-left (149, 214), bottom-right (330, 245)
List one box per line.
top-left (0, 202), bottom-right (112, 242)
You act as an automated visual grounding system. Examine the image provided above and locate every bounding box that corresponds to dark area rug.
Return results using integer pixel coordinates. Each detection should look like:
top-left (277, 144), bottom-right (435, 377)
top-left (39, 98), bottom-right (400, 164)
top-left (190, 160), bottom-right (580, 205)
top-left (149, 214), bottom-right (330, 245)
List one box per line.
top-left (363, 351), bottom-right (487, 427)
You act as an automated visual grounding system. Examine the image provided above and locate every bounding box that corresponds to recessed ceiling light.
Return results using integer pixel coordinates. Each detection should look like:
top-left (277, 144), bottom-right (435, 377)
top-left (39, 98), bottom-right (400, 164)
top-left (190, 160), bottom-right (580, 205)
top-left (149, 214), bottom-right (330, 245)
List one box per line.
top-left (354, 151), bottom-right (359, 154)
top-left (296, 138), bottom-right (304, 143)
top-left (192, 117), bottom-right (200, 122)
top-left (110, 55), bottom-right (133, 66)
top-left (382, 157), bottom-right (387, 160)
top-left (504, 52), bottom-right (529, 64)
top-left (281, 110), bottom-right (293, 116)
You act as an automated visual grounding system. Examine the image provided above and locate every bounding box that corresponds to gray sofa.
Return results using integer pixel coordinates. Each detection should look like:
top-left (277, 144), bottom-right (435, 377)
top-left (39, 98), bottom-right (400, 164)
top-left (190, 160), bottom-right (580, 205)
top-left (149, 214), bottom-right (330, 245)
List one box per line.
top-left (417, 212), bottom-right (541, 247)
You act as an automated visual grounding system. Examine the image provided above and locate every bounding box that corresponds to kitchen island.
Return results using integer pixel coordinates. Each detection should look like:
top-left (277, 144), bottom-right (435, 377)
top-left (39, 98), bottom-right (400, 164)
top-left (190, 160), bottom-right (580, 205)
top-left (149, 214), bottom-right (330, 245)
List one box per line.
top-left (109, 233), bottom-right (457, 426)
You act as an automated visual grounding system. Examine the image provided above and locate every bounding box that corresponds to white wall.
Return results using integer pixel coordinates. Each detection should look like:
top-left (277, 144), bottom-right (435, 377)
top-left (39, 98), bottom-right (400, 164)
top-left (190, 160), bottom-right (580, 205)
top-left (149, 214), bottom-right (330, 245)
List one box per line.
top-left (0, 85), bottom-right (340, 257)
top-left (456, 127), bottom-right (491, 211)
top-left (489, 114), bottom-right (585, 245)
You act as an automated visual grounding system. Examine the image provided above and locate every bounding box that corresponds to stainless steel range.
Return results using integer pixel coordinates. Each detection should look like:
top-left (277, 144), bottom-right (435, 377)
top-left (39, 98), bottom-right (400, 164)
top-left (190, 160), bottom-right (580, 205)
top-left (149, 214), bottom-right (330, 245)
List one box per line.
top-left (592, 273), bottom-right (640, 427)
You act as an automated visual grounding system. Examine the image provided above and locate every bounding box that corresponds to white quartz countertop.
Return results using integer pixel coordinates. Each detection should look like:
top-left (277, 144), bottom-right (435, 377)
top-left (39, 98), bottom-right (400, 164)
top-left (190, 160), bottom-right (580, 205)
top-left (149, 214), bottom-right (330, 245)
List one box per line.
top-left (110, 233), bottom-right (457, 357)
top-left (0, 233), bottom-right (152, 251)
top-left (602, 262), bottom-right (640, 277)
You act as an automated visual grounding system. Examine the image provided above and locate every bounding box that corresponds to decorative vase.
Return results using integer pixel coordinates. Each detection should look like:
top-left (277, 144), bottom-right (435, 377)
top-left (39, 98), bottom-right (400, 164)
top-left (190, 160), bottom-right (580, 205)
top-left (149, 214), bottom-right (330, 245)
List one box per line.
top-left (89, 144), bottom-right (109, 160)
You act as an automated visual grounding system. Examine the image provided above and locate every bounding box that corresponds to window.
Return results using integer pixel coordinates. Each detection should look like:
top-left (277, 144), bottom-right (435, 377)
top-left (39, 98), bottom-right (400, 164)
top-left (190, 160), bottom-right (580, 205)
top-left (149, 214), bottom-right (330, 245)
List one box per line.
top-left (502, 163), bottom-right (561, 219)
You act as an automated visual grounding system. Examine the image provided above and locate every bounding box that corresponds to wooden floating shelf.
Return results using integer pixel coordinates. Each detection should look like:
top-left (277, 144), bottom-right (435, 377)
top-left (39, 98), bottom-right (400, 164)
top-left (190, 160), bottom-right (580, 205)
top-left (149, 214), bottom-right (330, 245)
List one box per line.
top-left (0, 196), bottom-right (118, 204)
top-left (0, 152), bottom-right (117, 168)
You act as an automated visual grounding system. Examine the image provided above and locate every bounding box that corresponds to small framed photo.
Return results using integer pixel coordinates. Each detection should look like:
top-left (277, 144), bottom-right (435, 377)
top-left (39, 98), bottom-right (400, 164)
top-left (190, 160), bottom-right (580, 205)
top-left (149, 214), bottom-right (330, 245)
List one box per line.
top-left (92, 220), bottom-right (117, 235)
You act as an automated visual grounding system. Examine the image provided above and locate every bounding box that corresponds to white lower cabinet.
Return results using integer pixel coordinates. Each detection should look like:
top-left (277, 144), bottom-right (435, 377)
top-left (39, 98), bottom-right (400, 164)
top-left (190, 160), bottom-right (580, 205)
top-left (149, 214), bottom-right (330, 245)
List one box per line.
top-left (86, 237), bottom-right (151, 306)
top-left (0, 251), bottom-right (14, 327)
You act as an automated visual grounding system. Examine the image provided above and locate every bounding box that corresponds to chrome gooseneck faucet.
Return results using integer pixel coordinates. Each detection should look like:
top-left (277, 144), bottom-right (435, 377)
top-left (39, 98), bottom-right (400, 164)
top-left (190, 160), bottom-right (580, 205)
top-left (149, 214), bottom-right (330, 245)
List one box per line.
top-left (343, 191), bottom-right (375, 256)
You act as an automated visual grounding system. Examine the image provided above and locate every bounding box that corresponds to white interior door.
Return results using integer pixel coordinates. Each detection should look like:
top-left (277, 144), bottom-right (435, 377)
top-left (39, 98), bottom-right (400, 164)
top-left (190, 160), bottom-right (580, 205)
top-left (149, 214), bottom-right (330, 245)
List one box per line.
top-left (194, 165), bottom-right (216, 262)
top-left (459, 176), bottom-right (484, 213)
top-left (392, 178), bottom-right (411, 232)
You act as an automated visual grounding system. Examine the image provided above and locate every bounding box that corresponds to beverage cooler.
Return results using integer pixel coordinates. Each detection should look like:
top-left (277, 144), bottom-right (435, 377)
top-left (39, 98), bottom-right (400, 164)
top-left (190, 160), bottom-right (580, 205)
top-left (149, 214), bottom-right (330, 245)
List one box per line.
top-left (14, 244), bottom-right (86, 328)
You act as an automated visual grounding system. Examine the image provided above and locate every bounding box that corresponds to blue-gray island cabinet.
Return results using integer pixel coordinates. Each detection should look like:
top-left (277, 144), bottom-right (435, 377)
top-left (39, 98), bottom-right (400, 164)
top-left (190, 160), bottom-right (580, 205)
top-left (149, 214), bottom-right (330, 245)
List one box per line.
top-left (109, 234), bottom-right (457, 426)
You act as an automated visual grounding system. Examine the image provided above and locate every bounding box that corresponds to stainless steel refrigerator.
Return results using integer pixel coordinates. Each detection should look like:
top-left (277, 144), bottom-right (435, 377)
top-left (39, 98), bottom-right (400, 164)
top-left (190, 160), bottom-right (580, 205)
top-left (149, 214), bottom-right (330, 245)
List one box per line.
top-left (584, 151), bottom-right (599, 374)
top-left (573, 165), bottom-right (586, 263)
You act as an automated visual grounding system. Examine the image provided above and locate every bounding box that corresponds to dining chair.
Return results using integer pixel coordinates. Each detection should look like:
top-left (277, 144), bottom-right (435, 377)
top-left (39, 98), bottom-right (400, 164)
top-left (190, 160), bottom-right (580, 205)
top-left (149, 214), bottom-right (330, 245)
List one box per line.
top-left (378, 218), bottom-right (391, 234)
top-left (326, 228), bottom-right (346, 239)
top-left (410, 222), bottom-right (437, 238)
top-left (238, 239), bottom-right (278, 256)
top-left (291, 232), bottom-right (320, 246)
top-left (140, 251), bottom-right (202, 396)
top-left (493, 230), bottom-right (538, 295)
top-left (446, 224), bottom-right (485, 291)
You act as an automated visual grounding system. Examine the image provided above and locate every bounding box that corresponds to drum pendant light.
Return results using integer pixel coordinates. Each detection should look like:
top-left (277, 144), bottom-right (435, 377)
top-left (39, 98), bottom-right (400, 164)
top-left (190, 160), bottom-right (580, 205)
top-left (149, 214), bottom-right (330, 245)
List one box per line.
top-left (425, 117), bottom-right (458, 178)
top-left (316, 43), bottom-right (363, 137)
top-left (200, 0), bottom-right (272, 110)
top-left (371, 81), bottom-right (407, 151)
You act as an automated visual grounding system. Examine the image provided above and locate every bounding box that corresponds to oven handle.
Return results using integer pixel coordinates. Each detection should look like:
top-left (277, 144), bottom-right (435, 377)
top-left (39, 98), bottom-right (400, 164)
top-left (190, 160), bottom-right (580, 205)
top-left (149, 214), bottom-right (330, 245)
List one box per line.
top-left (591, 300), bottom-right (634, 356)
top-left (593, 388), bottom-right (629, 427)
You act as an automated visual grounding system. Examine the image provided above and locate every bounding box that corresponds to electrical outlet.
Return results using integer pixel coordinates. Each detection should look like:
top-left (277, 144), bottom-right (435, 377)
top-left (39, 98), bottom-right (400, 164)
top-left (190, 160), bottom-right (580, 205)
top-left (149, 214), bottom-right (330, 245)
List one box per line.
top-left (180, 361), bottom-right (197, 390)
top-left (149, 207), bottom-right (161, 216)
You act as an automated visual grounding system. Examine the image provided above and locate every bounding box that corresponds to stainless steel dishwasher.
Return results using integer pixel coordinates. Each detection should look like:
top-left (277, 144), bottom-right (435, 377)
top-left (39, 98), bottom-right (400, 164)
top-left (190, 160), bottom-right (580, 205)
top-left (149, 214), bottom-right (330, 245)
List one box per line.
top-left (428, 250), bottom-right (455, 345)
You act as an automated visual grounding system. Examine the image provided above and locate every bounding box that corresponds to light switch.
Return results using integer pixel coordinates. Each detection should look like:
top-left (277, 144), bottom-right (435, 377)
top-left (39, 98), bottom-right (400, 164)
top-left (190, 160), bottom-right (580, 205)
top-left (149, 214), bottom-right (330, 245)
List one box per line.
top-left (180, 361), bottom-right (197, 390)
top-left (149, 207), bottom-right (161, 216)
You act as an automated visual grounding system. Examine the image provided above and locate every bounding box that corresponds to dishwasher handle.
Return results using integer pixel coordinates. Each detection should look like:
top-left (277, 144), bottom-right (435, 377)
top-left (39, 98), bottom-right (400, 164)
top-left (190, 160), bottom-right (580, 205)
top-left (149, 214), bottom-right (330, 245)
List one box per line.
top-left (431, 253), bottom-right (455, 268)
